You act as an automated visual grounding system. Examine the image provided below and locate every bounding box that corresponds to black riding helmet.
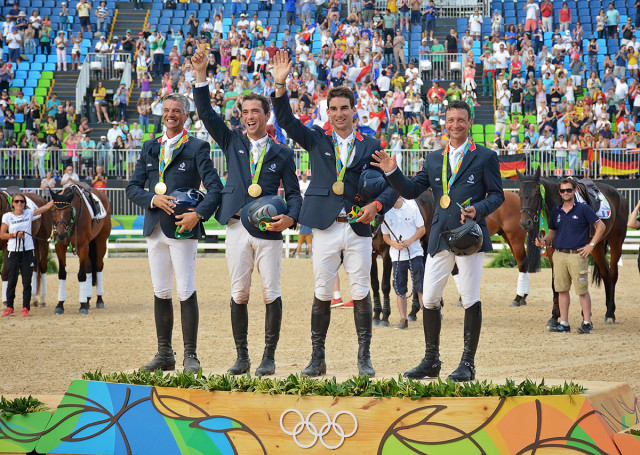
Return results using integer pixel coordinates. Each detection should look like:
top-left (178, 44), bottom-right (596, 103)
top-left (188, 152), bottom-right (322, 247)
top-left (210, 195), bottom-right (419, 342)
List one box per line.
top-left (441, 219), bottom-right (483, 256)
top-left (241, 195), bottom-right (287, 235)
top-left (170, 187), bottom-right (206, 216)
top-left (357, 168), bottom-right (389, 205)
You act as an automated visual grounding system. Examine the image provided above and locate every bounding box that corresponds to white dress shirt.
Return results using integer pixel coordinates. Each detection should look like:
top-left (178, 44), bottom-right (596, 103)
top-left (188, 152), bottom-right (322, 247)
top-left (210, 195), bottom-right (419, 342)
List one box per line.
top-left (335, 131), bottom-right (356, 168)
top-left (248, 134), bottom-right (269, 164)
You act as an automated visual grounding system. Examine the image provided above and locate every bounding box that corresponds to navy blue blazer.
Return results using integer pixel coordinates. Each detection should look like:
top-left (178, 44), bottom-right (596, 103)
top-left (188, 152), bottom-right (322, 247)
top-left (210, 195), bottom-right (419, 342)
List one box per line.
top-left (386, 142), bottom-right (504, 255)
top-left (271, 92), bottom-right (397, 238)
top-left (194, 85), bottom-right (302, 240)
top-left (126, 135), bottom-right (223, 239)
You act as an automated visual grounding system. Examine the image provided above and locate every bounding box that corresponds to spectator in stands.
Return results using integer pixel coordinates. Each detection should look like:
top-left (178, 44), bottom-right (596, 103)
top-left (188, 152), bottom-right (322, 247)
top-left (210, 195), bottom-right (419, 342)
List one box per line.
top-left (91, 165), bottom-right (107, 192)
top-left (557, 2), bottom-right (571, 32)
top-left (628, 45), bottom-right (639, 80)
top-left (491, 11), bottom-right (502, 36)
top-left (115, 83), bottom-right (128, 123)
top-left (80, 134), bottom-right (96, 177)
top-left (75, 0), bottom-right (93, 34)
top-left (397, 0), bottom-right (410, 33)
top-left (39, 20), bottom-right (52, 55)
top-left (149, 29), bottom-right (167, 77)
top-left (613, 47), bottom-right (627, 79)
top-left (95, 1), bottom-right (108, 36)
top-left (54, 31), bottom-right (68, 72)
top-left (422, 1), bottom-right (437, 41)
top-left (61, 165), bottom-right (79, 188)
top-left (6, 27), bottom-right (22, 63)
top-left (24, 25), bottom-right (37, 55)
top-left (539, 0), bottom-right (553, 32)
top-left (493, 43), bottom-right (510, 74)
top-left (468, 7), bottom-right (482, 40)
top-left (393, 29), bottom-right (407, 71)
top-left (70, 31), bottom-right (82, 71)
top-left (231, 0), bottom-right (244, 23)
top-left (95, 135), bottom-right (110, 168)
top-left (595, 9), bottom-right (607, 40)
top-left (59, 2), bottom-right (71, 32)
top-left (494, 104), bottom-right (508, 139)
top-left (93, 81), bottom-right (110, 124)
top-left (605, 3), bottom-right (619, 40)
top-left (523, 0), bottom-right (539, 34)
top-left (41, 171), bottom-right (56, 189)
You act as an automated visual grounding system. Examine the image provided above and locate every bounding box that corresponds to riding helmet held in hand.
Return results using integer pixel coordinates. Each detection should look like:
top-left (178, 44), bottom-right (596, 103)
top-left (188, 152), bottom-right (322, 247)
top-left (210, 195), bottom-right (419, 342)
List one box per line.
top-left (441, 219), bottom-right (484, 256)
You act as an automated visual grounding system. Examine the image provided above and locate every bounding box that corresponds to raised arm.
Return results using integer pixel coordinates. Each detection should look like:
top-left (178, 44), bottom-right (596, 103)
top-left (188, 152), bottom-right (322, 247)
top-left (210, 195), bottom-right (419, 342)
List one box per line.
top-left (271, 50), bottom-right (321, 150)
top-left (192, 43), bottom-right (233, 149)
top-left (371, 149), bottom-right (431, 199)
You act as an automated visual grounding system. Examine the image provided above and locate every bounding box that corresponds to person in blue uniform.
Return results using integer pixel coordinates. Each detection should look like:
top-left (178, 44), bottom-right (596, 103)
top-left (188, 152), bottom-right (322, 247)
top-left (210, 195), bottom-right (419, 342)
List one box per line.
top-left (372, 100), bottom-right (504, 382)
top-left (271, 50), bottom-right (398, 378)
top-left (126, 92), bottom-right (223, 373)
top-left (192, 45), bottom-right (302, 376)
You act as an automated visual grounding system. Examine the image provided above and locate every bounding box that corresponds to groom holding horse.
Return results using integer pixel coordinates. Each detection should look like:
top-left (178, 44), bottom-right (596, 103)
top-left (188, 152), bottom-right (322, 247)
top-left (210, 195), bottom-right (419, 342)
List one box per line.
top-left (127, 93), bottom-right (223, 373)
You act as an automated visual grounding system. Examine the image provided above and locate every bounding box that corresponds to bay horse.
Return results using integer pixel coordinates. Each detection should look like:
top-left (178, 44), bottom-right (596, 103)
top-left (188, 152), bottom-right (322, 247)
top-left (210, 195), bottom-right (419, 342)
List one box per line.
top-left (516, 168), bottom-right (628, 327)
top-left (50, 185), bottom-right (111, 315)
top-left (0, 190), bottom-right (53, 308)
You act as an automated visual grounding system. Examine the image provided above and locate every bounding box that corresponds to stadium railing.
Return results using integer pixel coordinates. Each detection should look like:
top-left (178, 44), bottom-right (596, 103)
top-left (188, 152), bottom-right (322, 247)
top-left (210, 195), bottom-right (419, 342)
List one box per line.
top-left (1, 147), bottom-right (637, 181)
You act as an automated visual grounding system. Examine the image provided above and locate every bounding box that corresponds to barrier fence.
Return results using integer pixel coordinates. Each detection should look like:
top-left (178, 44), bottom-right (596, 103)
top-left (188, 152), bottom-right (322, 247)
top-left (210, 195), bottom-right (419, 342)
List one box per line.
top-left (17, 186), bottom-right (640, 255)
top-left (4, 147), bottom-right (639, 181)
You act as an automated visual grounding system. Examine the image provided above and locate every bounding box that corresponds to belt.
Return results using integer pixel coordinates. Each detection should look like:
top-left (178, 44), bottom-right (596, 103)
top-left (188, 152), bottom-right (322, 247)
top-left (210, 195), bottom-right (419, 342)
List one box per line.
top-left (336, 216), bottom-right (349, 223)
top-left (557, 249), bottom-right (579, 254)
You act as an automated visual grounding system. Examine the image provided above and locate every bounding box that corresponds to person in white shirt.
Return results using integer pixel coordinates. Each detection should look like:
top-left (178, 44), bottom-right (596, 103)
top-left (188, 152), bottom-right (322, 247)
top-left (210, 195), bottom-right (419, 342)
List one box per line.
top-left (554, 134), bottom-right (568, 170)
top-left (236, 13), bottom-right (250, 31)
top-left (381, 196), bottom-right (425, 329)
top-left (523, 0), bottom-right (540, 33)
top-left (506, 137), bottom-right (520, 155)
top-left (468, 8), bottom-right (482, 39)
top-left (249, 14), bottom-right (263, 35)
top-left (377, 69), bottom-right (391, 96)
top-left (6, 27), bottom-right (22, 62)
top-left (0, 195), bottom-right (54, 317)
top-left (61, 165), bottom-right (80, 187)
top-left (493, 44), bottom-right (511, 71)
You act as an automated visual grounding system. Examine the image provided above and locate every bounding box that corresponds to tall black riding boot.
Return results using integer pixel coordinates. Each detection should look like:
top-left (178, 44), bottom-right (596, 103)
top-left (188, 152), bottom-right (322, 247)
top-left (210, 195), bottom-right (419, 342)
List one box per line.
top-left (301, 297), bottom-right (331, 377)
top-left (353, 294), bottom-right (375, 377)
top-left (181, 292), bottom-right (200, 373)
top-left (255, 297), bottom-right (282, 376)
top-left (403, 307), bottom-right (442, 379)
top-left (228, 298), bottom-right (251, 375)
top-left (142, 296), bottom-right (176, 372)
top-left (448, 301), bottom-right (482, 382)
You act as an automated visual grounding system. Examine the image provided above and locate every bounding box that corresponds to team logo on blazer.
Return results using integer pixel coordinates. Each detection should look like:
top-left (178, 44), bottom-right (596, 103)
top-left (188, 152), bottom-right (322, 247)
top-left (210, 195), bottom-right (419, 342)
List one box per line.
top-left (178, 162), bottom-right (186, 171)
top-left (467, 175), bottom-right (475, 184)
top-left (238, 149), bottom-right (245, 154)
top-left (269, 163), bottom-right (277, 172)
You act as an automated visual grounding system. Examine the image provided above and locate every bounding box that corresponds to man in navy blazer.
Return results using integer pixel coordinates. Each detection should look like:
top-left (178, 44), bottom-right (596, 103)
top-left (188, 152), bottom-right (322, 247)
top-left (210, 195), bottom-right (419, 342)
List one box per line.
top-left (192, 46), bottom-right (301, 377)
top-left (373, 100), bottom-right (504, 382)
top-left (127, 93), bottom-right (223, 373)
top-left (271, 50), bottom-right (397, 378)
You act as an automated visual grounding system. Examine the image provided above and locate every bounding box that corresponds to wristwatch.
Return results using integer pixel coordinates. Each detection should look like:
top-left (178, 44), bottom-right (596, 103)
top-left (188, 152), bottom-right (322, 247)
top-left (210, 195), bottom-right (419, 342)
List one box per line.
top-left (589, 242), bottom-right (595, 247)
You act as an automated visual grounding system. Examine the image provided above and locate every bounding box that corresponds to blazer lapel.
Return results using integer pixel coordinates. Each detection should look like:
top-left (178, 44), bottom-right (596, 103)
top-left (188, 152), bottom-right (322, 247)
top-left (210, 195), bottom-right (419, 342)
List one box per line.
top-left (348, 132), bottom-right (365, 169)
top-left (452, 142), bottom-right (478, 185)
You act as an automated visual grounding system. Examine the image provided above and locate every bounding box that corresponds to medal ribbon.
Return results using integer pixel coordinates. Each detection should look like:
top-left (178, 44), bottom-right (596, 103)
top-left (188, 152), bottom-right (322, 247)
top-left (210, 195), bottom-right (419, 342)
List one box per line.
top-left (159, 129), bottom-right (189, 183)
top-left (332, 129), bottom-right (356, 183)
top-left (441, 139), bottom-right (472, 198)
top-left (250, 137), bottom-right (271, 184)
top-left (539, 183), bottom-right (547, 232)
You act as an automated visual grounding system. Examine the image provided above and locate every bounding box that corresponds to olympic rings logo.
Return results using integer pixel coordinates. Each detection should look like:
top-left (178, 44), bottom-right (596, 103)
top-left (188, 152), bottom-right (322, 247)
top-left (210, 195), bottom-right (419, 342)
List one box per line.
top-left (280, 409), bottom-right (358, 450)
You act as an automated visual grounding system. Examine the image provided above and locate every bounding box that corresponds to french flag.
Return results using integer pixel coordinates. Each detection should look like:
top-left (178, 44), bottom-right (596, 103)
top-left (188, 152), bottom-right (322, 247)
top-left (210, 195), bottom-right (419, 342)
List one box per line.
top-left (264, 25), bottom-right (272, 38)
top-left (302, 23), bottom-right (318, 42)
top-left (346, 64), bottom-right (372, 83)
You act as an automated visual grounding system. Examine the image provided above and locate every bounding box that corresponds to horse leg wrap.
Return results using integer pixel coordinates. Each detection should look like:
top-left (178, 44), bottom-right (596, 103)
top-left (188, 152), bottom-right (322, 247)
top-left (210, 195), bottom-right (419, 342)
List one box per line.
top-left (31, 274), bottom-right (38, 301)
top-left (40, 274), bottom-right (47, 298)
top-left (2, 281), bottom-right (7, 302)
top-left (516, 272), bottom-right (530, 297)
top-left (96, 271), bottom-right (104, 296)
top-left (58, 280), bottom-right (67, 302)
top-left (78, 280), bottom-right (87, 304)
top-left (84, 279), bottom-right (93, 300)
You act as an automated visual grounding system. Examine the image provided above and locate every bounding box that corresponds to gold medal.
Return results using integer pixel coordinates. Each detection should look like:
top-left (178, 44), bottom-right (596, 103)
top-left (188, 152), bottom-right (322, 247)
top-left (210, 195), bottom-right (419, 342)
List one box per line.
top-left (155, 182), bottom-right (167, 195)
top-left (332, 181), bottom-right (344, 196)
top-left (248, 183), bottom-right (262, 198)
top-left (440, 194), bottom-right (451, 209)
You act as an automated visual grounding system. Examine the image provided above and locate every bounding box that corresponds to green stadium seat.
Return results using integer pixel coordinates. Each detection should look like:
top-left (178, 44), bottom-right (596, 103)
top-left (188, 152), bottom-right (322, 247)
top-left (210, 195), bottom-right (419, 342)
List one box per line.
top-left (471, 124), bottom-right (484, 134)
top-left (38, 79), bottom-right (51, 89)
top-left (41, 71), bottom-right (54, 80)
top-left (35, 88), bottom-right (48, 97)
top-left (485, 124), bottom-right (495, 134)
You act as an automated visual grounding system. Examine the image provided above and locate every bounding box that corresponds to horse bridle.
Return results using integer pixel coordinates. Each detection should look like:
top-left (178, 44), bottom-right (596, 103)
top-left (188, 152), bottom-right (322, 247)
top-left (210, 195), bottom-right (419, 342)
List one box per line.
top-left (52, 196), bottom-right (81, 250)
top-left (520, 184), bottom-right (542, 224)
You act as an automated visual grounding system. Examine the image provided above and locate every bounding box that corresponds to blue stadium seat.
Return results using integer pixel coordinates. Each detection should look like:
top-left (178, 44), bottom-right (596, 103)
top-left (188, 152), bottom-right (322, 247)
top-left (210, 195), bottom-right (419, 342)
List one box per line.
top-left (14, 114), bottom-right (24, 123)
top-left (22, 87), bottom-right (34, 97)
top-left (44, 63), bottom-right (56, 71)
top-left (30, 62), bottom-right (43, 71)
top-left (12, 78), bottom-right (25, 88)
top-left (25, 79), bottom-right (38, 88)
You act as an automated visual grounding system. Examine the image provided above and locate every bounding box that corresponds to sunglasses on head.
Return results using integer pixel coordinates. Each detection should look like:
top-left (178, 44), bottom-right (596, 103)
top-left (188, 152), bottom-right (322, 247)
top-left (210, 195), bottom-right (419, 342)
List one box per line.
top-left (559, 188), bottom-right (573, 194)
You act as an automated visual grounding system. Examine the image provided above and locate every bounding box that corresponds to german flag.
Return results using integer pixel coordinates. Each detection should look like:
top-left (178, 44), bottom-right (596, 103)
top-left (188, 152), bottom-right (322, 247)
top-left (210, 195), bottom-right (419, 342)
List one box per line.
top-left (499, 154), bottom-right (527, 179)
top-left (600, 151), bottom-right (639, 176)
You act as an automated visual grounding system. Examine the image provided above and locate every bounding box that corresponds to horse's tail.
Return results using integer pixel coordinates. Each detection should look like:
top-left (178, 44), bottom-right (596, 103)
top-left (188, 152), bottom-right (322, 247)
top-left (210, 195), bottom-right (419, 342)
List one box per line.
top-left (525, 227), bottom-right (541, 273)
top-left (89, 239), bottom-right (98, 286)
top-left (591, 239), bottom-right (608, 287)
